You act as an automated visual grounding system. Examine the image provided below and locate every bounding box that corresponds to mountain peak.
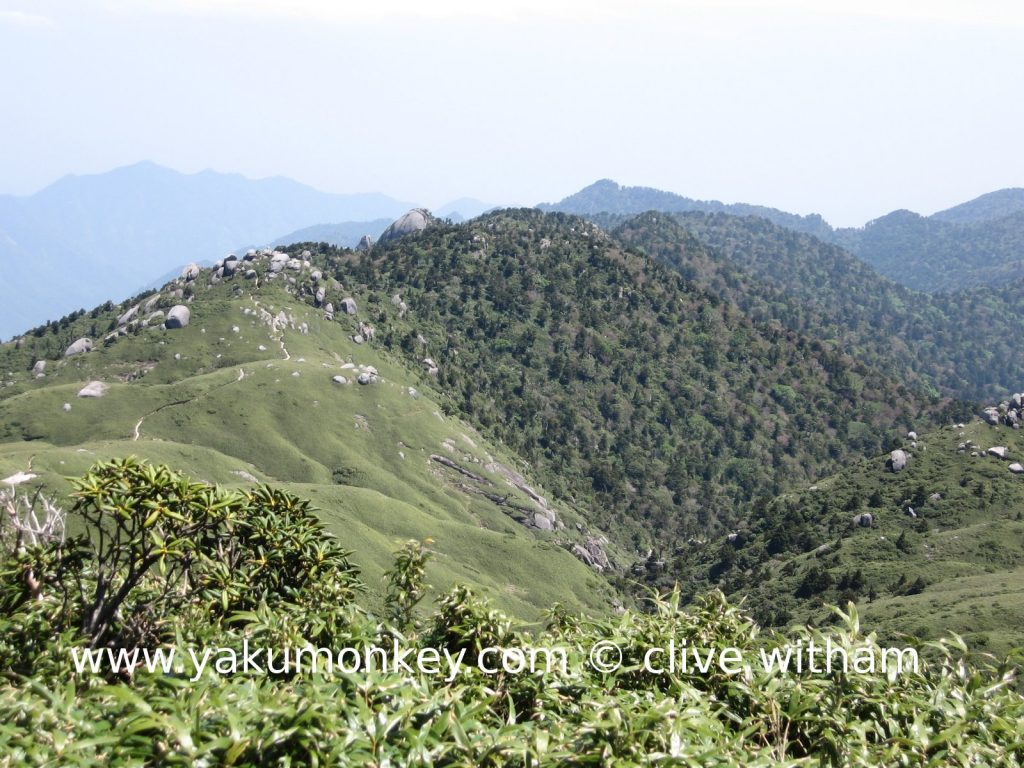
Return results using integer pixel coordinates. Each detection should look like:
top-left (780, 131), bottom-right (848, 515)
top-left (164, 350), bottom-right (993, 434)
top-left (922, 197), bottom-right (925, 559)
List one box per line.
top-left (931, 187), bottom-right (1024, 225)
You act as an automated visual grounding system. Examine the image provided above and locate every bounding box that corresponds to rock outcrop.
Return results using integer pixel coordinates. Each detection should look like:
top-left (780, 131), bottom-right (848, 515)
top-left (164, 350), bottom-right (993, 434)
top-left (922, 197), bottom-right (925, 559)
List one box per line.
top-left (887, 449), bottom-right (908, 472)
top-left (65, 338), bottom-right (93, 357)
top-left (77, 381), bottom-right (108, 398)
top-left (165, 305), bottom-right (191, 329)
top-left (378, 209), bottom-right (434, 244)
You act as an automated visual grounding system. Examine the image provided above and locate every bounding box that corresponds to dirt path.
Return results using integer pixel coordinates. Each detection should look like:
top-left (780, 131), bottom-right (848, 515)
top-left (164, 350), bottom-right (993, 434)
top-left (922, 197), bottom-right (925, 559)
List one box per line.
top-left (132, 369), bottom-right (245, 442)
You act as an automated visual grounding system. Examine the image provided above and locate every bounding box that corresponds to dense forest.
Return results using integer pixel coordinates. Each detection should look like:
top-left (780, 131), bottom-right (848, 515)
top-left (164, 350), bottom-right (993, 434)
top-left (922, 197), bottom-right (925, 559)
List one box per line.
top-left (832, 209), bottom-right (1024, 292)
top-left (274, 210), bottom-right (953, 558)
top-left (607, 211), bottom-right (1024, 400)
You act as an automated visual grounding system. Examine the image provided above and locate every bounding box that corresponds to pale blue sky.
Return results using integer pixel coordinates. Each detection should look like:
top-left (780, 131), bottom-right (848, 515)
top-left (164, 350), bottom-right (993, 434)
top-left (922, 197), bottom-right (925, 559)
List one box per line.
top-left (1, 0), bottom-right (1022, 226)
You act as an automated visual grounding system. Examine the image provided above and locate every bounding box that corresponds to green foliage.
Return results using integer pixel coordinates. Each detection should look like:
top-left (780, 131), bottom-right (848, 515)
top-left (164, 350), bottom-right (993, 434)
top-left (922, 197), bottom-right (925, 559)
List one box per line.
top-left (292, 210), bottom-right (934, 555)
top-left (0, 466), bottom-right (1021, 768)
top-left (0, 459), bottom-right (363, 674)
top-left (384, 539), bottom-right (432, 631)
top-left (833, 208), bottom-right (1024, 292)
top-left (697, 417), bottom-right (1024, 655)
top-left (611, 210), bottom-right (1024, 401)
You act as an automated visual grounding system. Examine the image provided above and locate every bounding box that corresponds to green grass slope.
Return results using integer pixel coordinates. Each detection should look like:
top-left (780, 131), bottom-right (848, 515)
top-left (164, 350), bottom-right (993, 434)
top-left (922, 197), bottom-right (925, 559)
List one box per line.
top-left (690, 413), bottom-right (1024, 655)
top-left (0, 276), bottom-right (615, 620)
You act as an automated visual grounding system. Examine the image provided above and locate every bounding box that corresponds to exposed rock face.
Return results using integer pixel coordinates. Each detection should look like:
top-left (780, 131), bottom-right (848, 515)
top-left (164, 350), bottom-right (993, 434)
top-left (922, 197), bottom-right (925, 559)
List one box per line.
top-left (77, 381), bottom-right (108, 398)
top-left (391, 293), bottom-right (409, 317)
top-left (422, 357), bottom-right (439, 377)
top-left (356, 235), bottom-right (374, 252)
top-left (887, 449), bottom-right (908, 472)
top-left (853, 512), bottom-right (873, 527)
top-left (117, 304), bottom-right (140, 326)
top-left (988, 446), bottom-right (1008, 459)
top-left (32, 360), bottom-right (46, 377)
top-left (332, 375), bottom-right (349, 385)
top-left (65, 338), bottom-right (93, 357)
top-left (340, 298), bottom-right (358, 315)
top-left (378, 209), bottom-right (434, 244)
top-left (357, 372), bottom-right (373, 385)
top-left (315, 287), bottom-right (326, 306)
top-left (165, 305), bottom-right (191, 329)
top-left (572, 536), bottom-right (611, 571)
top-left (181, 263), bottom-right (201, 281)
top-left (1010, 463), bottom-right (1024, 474)
top-left (981, 395), bottom-right (1024, 429)
top-left (269, 253), bottom-right (289, 273)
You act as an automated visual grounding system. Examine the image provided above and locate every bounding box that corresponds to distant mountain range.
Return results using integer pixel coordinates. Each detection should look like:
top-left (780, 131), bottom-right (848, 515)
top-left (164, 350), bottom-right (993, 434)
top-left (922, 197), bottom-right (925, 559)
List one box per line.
top-left (538, 179), bottom-right (834, 238)
top-left (0, 162), bottom-right (414, 338)
top-left (3, 165), bottom-right (1023, 338)
top-left (540, 179), bottom-right (1024, 293)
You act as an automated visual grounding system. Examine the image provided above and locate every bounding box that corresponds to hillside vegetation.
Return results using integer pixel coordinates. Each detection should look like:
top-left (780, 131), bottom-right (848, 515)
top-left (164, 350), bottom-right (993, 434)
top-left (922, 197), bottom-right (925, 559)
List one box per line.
top-left (0, 269), bottom-right (613, 619)
top-left (832, 209), bottom-right (1024, 292)
top-left (287, 210), bottom-right (944, 559)
top-left (546, 180), bottom-right (1024, 293)
top-left (1, 461), bottom-right (1020, 765)
top-left (610, 211), bottom-right (1024, 401)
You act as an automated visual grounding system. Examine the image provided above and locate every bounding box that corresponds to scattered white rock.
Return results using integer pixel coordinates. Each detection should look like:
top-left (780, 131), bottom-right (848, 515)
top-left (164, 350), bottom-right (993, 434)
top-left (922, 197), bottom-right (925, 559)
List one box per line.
top-left (165, 305), bottom-right (191, 329)
top-left (2, 472), bottom-right (37, 486)
top-left (64, 338), bottom-right (93, 357)
top-left (77, 381), bottom-right (108, 398)
top-left (1010, 463), bottom-right (1024, 474)
top-left (887, 449), bottom-right (908, 472)
top-left (988, 446), bottom-right (1009, 459)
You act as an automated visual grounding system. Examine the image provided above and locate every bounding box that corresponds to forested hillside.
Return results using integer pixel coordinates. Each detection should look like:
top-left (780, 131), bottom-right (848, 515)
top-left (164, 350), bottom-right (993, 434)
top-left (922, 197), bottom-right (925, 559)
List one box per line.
top-left (832, 209), bottom-right (1024, 292)
top-left (608, 211), bottom-right (1024, 400)
top-left (287, 210), bottom-right (945, 557)
top-left (539, 179), bottom-right (833, 238)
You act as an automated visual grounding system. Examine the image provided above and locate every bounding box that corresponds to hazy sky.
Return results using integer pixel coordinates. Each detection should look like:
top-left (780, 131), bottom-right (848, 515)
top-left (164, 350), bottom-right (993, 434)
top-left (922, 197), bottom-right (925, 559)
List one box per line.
top-left (1, 0), bottom-right (1022, 226)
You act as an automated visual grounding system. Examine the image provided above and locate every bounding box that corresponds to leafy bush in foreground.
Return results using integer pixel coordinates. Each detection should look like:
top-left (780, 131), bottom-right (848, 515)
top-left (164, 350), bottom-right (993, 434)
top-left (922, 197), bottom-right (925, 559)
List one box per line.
top-left (0, 461), bottom-right (1022, 765)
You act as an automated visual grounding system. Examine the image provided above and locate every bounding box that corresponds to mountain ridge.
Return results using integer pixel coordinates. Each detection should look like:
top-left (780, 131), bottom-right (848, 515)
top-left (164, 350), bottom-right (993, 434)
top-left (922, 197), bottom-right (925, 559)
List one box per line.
top-left (0, 162), bottom-right (414, 339)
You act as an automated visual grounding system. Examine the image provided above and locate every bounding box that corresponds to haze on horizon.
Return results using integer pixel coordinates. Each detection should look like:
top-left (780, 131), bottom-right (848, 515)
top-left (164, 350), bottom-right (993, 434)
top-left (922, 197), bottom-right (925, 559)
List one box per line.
top-left (1, 0), bottom-right (1022, 227)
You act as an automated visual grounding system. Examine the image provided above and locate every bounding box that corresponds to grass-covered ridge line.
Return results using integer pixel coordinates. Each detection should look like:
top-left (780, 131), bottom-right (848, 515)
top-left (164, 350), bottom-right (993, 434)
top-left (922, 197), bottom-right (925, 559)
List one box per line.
top-left (0, 275), bottom-right (615, 619)
top-left (1, 460), bottom-right (1021, 766)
